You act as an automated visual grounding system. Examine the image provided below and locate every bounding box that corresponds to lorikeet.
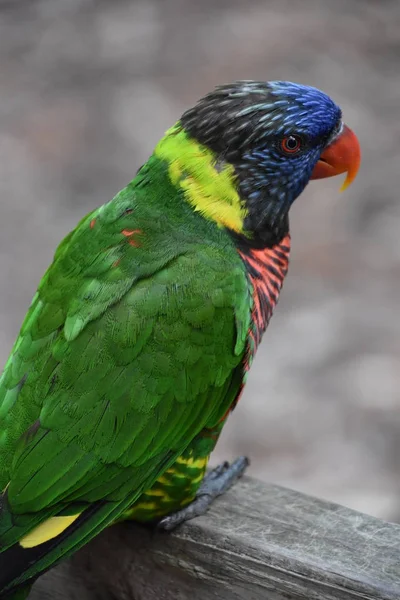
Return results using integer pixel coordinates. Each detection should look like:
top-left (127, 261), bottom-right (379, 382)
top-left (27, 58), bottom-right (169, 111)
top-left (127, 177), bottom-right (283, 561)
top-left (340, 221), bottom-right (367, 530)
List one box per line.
top-left (0, 80), bottom-right (360, 598)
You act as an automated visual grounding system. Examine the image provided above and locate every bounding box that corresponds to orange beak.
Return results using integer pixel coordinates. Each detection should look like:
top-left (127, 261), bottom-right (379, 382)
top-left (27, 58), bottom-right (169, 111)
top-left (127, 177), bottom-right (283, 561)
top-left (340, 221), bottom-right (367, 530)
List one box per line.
top-left (310, 124), bottom-right (361, 191)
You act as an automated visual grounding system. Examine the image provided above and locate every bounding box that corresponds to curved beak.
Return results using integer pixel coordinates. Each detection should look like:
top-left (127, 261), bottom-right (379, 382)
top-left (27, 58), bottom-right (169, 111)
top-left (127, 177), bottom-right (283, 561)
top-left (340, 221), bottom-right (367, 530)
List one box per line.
top-left (310, 124), bottom-right (361, 191)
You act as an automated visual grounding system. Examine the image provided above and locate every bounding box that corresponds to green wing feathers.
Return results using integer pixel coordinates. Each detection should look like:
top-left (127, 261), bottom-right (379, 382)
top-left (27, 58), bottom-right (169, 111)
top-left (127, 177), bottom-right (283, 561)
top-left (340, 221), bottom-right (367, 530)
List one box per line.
top-left (0, 159), bottom-right (251, 595)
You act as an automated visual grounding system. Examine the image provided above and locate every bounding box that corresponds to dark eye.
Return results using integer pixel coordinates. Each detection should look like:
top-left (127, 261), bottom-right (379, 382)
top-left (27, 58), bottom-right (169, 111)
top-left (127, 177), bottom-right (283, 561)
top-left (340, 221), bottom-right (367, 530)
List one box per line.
top-left (280, 135), bottom-right (302, 155)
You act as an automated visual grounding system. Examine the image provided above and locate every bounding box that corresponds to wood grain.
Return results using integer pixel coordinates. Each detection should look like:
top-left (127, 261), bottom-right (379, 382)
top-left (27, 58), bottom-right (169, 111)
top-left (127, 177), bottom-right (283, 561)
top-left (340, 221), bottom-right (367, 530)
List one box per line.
top-left (30, 476), bottom-right (400, 599)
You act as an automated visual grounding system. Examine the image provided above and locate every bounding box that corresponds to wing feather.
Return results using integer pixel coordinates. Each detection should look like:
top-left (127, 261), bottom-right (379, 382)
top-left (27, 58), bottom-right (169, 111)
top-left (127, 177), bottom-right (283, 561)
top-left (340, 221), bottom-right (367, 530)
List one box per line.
top-left (0, 206), bottom-right (251, 531)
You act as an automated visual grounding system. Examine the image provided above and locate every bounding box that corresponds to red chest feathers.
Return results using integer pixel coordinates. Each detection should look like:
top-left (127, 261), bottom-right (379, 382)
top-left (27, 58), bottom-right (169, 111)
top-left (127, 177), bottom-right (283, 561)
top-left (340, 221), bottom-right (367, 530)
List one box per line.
top-left (238, 234), bottom-right (291, 351)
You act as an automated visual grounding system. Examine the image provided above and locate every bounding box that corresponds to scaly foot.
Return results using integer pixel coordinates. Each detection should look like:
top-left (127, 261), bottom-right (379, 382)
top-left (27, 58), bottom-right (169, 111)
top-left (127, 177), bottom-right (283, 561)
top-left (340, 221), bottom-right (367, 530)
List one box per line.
top-left (157, 456), bottom-right (249, 531)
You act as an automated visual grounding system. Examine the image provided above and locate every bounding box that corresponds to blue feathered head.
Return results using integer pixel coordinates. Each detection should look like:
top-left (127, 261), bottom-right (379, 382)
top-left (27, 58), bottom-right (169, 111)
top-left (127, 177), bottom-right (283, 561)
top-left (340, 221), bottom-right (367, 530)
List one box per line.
top-left (181, 80), bottom-right (360, 246)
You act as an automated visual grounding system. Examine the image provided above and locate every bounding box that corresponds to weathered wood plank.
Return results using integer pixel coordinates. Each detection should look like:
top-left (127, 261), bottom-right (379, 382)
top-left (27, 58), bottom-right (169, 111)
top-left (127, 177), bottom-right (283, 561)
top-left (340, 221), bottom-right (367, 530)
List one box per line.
top-left (30, 476), bottom-right (400, 599)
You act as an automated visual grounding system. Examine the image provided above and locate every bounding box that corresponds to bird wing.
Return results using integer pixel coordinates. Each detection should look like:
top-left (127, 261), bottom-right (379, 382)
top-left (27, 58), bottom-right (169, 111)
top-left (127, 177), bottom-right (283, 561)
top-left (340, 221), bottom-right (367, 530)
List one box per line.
top-left (0, 187), bottom-right (251, 593)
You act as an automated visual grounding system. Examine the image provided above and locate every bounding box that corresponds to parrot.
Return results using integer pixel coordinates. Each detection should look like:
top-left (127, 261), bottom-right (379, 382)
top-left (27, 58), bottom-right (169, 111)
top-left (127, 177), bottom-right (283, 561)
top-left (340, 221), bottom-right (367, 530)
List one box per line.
top-left (0, 80), bottom-right (360, 599)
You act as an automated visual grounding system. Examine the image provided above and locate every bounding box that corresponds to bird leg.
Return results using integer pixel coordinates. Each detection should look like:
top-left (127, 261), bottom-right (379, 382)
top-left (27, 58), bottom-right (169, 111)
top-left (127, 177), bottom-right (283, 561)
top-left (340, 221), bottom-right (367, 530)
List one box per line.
top-left (156, 456), bottom-right (249, 531)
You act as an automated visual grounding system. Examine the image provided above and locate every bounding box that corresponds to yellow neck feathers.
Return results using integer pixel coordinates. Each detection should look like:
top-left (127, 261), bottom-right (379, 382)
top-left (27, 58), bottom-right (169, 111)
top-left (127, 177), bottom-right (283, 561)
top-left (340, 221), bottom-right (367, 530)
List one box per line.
top-left (155, 124), bottom-right (248, 233)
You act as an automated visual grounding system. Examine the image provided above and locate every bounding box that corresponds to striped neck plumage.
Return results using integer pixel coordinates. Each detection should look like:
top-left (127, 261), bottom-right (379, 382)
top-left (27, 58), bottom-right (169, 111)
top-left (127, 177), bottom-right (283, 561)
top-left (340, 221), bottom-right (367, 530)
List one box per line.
top-left (155, 124), bottom-right (249, 235)
top-left (239, 234), bottom-right (291, 353)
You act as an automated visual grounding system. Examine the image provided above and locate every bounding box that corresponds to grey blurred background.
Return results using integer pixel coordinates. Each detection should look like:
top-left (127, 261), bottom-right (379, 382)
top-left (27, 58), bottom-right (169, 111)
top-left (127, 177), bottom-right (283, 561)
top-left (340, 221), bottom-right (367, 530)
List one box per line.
top-left (1, 0), bottom-right (399, 521)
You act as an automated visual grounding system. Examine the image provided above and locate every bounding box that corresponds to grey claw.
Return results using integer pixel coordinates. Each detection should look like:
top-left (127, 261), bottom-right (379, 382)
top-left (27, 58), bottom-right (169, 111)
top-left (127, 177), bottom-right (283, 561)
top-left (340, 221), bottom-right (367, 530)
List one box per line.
top-left (156, 457), bottom-right (249, 532)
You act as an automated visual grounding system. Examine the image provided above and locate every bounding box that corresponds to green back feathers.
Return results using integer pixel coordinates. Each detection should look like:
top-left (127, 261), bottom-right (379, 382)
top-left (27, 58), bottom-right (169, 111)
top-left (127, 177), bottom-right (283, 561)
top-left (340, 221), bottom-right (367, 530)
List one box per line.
top-left (0, 132), bottom-right (253, 595)
top-left (0, 152), bottom-right (252, 509)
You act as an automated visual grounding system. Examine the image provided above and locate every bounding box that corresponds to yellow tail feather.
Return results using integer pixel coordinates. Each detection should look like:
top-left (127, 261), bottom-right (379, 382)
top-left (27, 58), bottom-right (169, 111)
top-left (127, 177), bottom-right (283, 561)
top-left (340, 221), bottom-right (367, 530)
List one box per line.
top-left (19, 514), bottom-right (81, 549)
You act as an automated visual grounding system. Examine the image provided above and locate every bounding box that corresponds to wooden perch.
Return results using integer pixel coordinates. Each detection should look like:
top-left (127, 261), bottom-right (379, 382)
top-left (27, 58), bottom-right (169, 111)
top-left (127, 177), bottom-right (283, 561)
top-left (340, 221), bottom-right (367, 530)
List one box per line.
top-left (30, 476), bottom-right (400, 599)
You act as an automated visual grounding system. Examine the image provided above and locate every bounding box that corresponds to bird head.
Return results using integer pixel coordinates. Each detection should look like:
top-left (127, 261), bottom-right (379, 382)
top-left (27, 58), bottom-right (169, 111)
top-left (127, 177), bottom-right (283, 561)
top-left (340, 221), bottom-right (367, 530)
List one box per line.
top-left (176, 80), bottom-right (360, 247)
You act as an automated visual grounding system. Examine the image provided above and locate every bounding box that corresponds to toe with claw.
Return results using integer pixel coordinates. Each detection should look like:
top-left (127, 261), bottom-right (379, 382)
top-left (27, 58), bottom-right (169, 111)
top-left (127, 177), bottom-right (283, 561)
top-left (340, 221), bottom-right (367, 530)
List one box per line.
top-left (157, 456), bottom-right (249, 531)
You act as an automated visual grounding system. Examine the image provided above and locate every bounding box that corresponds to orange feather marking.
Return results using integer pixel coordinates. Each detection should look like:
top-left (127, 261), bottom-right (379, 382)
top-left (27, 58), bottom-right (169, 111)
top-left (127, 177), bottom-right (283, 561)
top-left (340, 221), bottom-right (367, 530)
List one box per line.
top-left (121, 229), bottom-right (143, 248)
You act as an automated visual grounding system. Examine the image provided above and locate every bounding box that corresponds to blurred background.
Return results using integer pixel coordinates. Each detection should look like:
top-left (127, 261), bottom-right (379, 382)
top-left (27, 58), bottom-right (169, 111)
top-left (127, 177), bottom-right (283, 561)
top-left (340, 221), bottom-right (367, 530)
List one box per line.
top-left (1, 0), bottom-right (400, 521)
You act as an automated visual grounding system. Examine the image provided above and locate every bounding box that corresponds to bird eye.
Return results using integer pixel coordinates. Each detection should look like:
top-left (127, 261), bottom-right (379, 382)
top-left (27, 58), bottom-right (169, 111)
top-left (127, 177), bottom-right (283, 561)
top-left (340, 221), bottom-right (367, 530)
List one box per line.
top-left (280, 135), bottom-right (302, 154)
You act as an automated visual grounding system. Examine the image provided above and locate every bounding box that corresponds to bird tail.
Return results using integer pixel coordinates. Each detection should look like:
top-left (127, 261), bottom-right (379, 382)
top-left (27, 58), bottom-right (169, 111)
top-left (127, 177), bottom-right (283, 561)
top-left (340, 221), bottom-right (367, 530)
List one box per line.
top-left (1, 586), bottom-right (31, 600)
top-left (0, 492), bottom-right (127, 598)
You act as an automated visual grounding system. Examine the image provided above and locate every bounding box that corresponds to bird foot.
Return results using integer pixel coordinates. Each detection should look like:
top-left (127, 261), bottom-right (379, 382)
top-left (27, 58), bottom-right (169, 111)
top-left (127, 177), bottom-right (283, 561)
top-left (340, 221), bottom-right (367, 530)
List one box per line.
top-left (157, 456), bottom-right (249, 531)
